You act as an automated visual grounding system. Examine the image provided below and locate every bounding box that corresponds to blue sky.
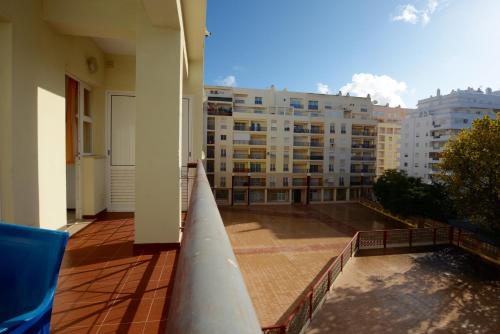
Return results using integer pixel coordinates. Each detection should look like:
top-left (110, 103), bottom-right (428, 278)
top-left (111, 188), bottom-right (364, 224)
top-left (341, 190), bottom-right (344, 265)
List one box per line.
top-left (204, 0), bottom-right (500, 107)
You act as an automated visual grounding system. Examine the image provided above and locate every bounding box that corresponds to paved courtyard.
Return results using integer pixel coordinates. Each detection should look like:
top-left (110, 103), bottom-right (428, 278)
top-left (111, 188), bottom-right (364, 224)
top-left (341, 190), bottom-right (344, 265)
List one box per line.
top-left (307, 247), bottom-right (500, 334)
top-left (220, 203), bottom-right (407, 326)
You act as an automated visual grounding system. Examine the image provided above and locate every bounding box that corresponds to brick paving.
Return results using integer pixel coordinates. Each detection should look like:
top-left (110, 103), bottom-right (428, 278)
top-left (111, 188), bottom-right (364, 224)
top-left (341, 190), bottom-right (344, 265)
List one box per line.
top-left (51, 213), bottom-right (178, 334)
top-left (220, 203), bottom-right (407, 326)
top-left (307, 248), bottom-right (500, 334)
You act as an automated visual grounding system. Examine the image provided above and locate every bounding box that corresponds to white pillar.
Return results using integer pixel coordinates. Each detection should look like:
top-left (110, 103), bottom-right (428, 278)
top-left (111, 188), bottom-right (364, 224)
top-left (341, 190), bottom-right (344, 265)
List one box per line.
top-left (135, 9), bottom-right (183, 244)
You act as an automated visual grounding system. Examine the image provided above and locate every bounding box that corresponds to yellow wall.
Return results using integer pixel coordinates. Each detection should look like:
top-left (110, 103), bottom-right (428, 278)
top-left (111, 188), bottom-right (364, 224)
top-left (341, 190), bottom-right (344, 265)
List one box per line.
top-left (0, 1), bottom-right (106, 228)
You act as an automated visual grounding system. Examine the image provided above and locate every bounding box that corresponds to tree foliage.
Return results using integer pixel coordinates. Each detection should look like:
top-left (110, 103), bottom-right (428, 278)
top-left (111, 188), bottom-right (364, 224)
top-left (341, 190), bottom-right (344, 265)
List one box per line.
top-left (373, 169), bottom-right (453, 221)
top-left (437, 116), bottom-right (500, 234)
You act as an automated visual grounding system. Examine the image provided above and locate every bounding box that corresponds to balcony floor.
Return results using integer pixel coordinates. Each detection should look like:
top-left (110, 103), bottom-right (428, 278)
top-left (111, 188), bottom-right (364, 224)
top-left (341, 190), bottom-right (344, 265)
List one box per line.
top-left (220, 203), bottom-right (407, 326)
top-left (51, 213), bottom-right (178, 333)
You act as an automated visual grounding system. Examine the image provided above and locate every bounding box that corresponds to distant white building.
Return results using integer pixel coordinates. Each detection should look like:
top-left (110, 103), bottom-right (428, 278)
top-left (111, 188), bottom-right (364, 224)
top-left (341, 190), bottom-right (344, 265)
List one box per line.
top-left (400, 87), bottom-right (500, 182)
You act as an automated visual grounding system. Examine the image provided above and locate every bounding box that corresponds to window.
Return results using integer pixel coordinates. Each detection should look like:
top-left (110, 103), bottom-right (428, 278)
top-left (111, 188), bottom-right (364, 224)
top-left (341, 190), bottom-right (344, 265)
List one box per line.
top-left (270, 163), bottom-right (276, 172)
top-left (404, 162), bottom-right (408, 167)
top-left (341, 124), bottom-right (346, 134)
top-left (234, 99), bottom-right (245, 104)
top-left (82, 88), bottom-right (93, 154)
top-left (255, 97), bottom-right (263, 105)
top-left (221, 148), bottom-right (226, 157)
top-left (290, 98), bottom-right (303, 109)
top-left (220, 135), bottom-right (226, 141)
top-left (360, 107), bottom-right (367, 113)
top-left (339, 176), bottom-right (344, 186)
top-left (283, 163), bottom-right (289, 172)
top-left (220, 176), bottom-right (226, 187)
top-left (220, 162), bottom-right (226, 171)
top-left (308, 100), bottom-right (319, 110)
top-left (283, 177), bottom-right (289, 187)
top-left (330, 123), bottom-right (335, 133)
top-left (329, 164), bottom-right (334, 172)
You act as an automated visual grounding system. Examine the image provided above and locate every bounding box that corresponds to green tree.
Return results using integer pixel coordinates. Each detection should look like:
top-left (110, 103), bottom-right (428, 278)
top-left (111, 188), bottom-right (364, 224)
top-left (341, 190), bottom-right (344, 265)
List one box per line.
top-left (373, 169), bottom-right (453, 220)
top-left (437, 116), bottom-right (500, 234)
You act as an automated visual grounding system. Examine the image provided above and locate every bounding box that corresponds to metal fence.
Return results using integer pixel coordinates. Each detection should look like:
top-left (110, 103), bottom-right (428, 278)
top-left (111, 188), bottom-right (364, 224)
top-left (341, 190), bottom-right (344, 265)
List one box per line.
top-left (262, 226), bottom-right (455, 334)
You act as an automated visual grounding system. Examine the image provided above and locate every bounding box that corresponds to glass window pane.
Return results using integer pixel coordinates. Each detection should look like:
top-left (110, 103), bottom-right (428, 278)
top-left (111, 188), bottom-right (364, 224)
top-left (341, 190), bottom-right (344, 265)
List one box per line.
top-left (83, 121), bottom-right (92, 153)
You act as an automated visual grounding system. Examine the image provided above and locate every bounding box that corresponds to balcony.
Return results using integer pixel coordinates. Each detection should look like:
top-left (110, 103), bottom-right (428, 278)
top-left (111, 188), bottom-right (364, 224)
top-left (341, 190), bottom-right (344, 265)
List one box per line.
top-left (310, 155), bottom-right (323, 161)
top-left (293, 141), bottom-right (309, 147)
top-left (294, 128), bottom-right (310, 133)
top-left (293, 167), bottom-right (308, 173)
top-left (233, 153), bottom-right (249, 159)
top-left (351, 156), bottom-right (376, 161)
top-left (352, 143), bottom-right (375, 149)
top-left (292, 179), bottom-right (307, 186)
top-left (207, 107), bottom-right (232, 116)
top-left (250, 179), bottom-right (266, 187)
top-left (234, 125), bottom-right (267, 132)
top-left (293, 154), bottom-right (309, 160)
top-left (352, 130), bottom-right (376, 137)
top-left (249, 139), bottom-right (266, 146)
top-left (310, 142), bottom-right (323, 147)
top-left (233, 167), bottom-right (250, 173)
top-left (350, 168), bottom-right (376, 174)
top-left (249, 153), bottom-right (266, 159)
top-left (310, 128), bottom-right (324, 134)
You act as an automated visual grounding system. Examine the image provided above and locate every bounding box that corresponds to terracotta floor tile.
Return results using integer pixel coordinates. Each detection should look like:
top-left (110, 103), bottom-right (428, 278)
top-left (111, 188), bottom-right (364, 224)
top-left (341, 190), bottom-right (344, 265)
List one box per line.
top-left (144, 320), bottom-right (166, 333)
top-left (102, 298), bottom-right (152, 325)
top-left (98, 322), bottom-right (145, 334)
top-left (52, 302), bottom-right (110, 329)
top-left (147, 298), bottom-right (169, 322)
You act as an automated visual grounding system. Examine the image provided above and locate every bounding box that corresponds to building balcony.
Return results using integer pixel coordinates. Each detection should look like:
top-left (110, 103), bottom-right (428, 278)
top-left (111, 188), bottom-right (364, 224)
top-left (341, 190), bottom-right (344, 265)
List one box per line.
top-left (310, 142), bottom-right (323, 147)
top-left (293, 167), bottom-right (308, 173)
top-left (207, 107), bottom-right (233, 116)
top-left (293, 154), bottom-right (309, 160)
top-left (310, 128), bottom-right (324, 134)
top-left (351, 156), bottom-right (376, 161)
top-left (292, 179), bottom-right (307, 187)
top-left (293, 141), bottom-right (309, 147)
top-left (352, 144), bottom-right (376, 149)
top-left (352, 131), bottom-right (376, 137)
top-left (350, 168), bottom-right (376, 174)
top-left (309, 155), bottom-right (324, 160)
top-left (233, 167), bottom-right (250, 173)
top-left (294, 128), bottom-right (310, 133)
top-left (234, 125), bottom-right (267, 132)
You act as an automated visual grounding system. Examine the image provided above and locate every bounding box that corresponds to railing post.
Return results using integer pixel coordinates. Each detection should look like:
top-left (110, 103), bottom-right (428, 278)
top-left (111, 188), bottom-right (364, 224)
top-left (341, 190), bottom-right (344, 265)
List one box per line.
top-left (449, 226), bottom-right (454, 245)
top-left (383, 230), bottom-right (387, 249)
top-left (340, 253), bottom-right (343, 271)
top-left (309, 291), bottom-right (313, 319)
top-left (433, 228), bottom-right (437, 245)
top-left (327, 269), bottom-right (331, 289)
top-left (357, 232), bottom-right (360, 250)
top-left (458, 228), bottom-right (462, 247)
top-left (350, 241), bottom-right (353, 257)
top-left (409, 229), bottom-right (413, 248)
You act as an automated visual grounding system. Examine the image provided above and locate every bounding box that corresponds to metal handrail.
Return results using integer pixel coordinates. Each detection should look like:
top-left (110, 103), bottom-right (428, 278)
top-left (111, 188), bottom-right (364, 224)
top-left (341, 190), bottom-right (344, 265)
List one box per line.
top-left (167, 161), bottom-right (261, 334)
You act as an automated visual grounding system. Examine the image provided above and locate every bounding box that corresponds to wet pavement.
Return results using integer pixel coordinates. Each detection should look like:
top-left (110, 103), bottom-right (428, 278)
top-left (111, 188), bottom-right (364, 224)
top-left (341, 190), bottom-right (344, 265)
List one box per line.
top-left (220, 203), bottom-right (407, 326)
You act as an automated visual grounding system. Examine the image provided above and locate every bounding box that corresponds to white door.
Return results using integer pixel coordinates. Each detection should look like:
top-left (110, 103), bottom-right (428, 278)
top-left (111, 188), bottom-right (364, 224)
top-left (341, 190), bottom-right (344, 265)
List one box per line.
top-left (108, 94), bottom-right (136, 212)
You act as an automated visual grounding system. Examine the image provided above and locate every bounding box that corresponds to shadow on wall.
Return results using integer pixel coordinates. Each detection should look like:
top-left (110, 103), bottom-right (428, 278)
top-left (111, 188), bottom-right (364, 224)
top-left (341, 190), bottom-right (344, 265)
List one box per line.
top-left (307, 247), bottom-right (500, 334)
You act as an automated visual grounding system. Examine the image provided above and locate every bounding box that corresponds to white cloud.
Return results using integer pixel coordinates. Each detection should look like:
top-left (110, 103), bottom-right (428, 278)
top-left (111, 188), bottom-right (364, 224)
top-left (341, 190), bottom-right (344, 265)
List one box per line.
top-left (215, 75), bottom-right (237, 87)
top-left (340, 73), bottom-right (408, 107)
top-left (392, 5), bottom-right (419, 24)
top-left (392, 0), bottom-right (441, 26)
top-left (316, 83), bottom-right (331, 94)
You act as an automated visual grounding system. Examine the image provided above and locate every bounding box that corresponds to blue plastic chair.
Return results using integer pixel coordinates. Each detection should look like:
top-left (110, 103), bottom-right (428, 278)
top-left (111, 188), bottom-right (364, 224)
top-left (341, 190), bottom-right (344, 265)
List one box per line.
top-left (0, 222), bottom-right (69, 333)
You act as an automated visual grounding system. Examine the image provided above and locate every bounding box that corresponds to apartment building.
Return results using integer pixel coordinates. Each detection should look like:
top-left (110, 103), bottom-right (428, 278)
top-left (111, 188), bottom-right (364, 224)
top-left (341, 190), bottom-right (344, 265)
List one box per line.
top-left (204, 86), bottom-right (378, 205)
top-left (400, 87), bottom-right (500, 182)
top-left (373, 105), bottom-right (409, 176)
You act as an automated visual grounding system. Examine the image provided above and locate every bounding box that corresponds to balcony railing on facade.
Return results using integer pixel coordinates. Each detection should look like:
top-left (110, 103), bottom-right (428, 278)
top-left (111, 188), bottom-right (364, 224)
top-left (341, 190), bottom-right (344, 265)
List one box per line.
top-left (293, 128), bottom-right (310, 133)
top-left (167, 161), bottom-right (261, 333)
top-left (310, 128), bottom-right (324, 134)
top-left (233, 139), bottom-right (267, 146)
top-left (234, 125), bottom-right (267, 132)
top-left (350, 168), bottom-right (376, 174)
top-left (293, 167), bottom-right (308, 173)
top-left (293, 141), bottom-right (309, 147)
top-left (310, 141), bottom-right (323, 147)
top-left (292, 179), bottom-right (307, 186)
top-left (352, 143), bottom-right (376, 149)
top-left (351, 156), bottom-right (376, 161)
top-left (352, 130), bottom-right (376, 136)
top-left (293, 154), bottom-right (308, 160)
top-left (309, 155), bottom-right (323, 160)
top-left (207, 107), bottom-right (233, 116)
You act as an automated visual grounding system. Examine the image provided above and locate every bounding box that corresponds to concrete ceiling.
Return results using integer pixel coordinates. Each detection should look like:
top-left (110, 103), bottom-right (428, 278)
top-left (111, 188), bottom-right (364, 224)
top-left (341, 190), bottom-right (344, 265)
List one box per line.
top-left (93, 37), bottom-right (136, 56)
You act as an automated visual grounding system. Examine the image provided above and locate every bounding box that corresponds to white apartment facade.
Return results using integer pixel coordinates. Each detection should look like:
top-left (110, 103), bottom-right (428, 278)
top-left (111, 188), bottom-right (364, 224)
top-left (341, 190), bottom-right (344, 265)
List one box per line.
top-left (400, 87), bottom-right (500, 182)
top-left (204, 86), bottom-right (378, 205)
top-left (373, 105), bottom-right (410, 176)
